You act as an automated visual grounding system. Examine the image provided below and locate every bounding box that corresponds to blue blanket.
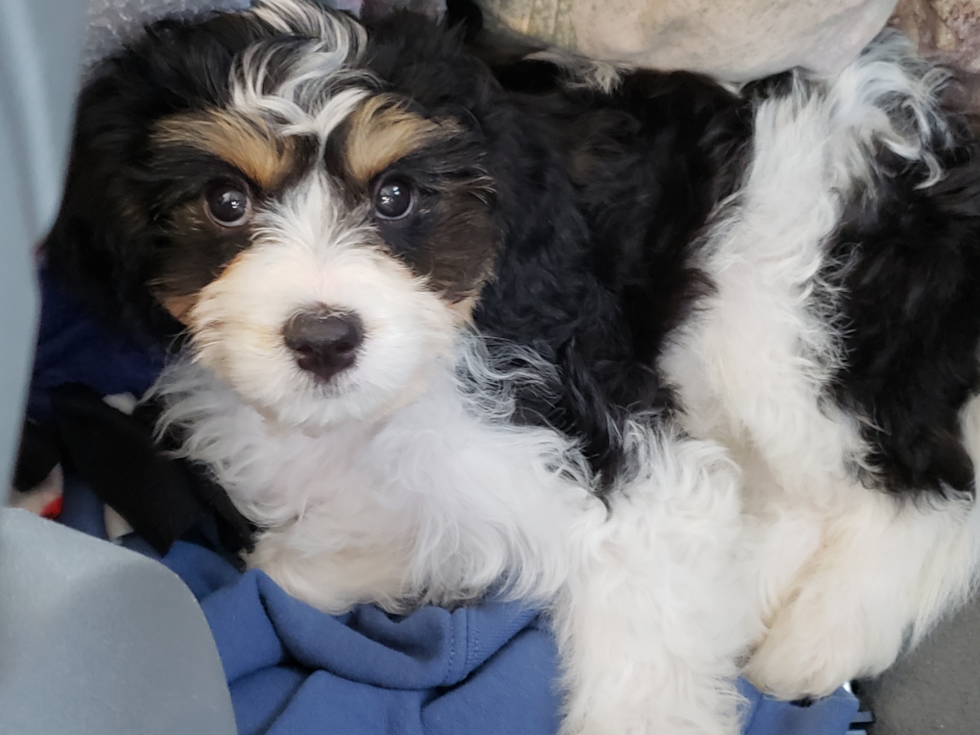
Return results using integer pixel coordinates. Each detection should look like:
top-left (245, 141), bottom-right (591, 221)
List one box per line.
top-left (158, 538), bottom-right (860, 735)
top-left (166, 542), bottom-right (562, 735)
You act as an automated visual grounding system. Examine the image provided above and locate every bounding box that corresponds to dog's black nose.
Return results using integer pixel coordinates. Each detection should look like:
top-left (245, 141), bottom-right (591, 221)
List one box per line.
top-left (283, 309), bottom-right (364, 382)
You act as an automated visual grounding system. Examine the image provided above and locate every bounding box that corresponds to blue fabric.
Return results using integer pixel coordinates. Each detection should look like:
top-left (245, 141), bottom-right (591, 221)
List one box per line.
top-left (28, 266), bottom-right (165, 425)
top-left (738, 680), bottom-right (859, 735)
top-left (58, 472), bottom-right (107, 539)
top-left (162, 541), bottom-right (562, 735)
top-left (158, 541), bottom-right (859, 735)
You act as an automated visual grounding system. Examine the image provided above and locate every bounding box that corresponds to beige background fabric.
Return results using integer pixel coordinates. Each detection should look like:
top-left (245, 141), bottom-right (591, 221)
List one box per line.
top-left (891, 0), bottom-right (980, 73)
top-left (483, 0), bottom-right (900, 80)
top-left (890, 0), bottom-right (980, 109)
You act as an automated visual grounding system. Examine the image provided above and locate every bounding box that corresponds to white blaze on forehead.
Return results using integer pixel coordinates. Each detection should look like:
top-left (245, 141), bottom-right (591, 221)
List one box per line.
top-left (230, 57), bottom-right (371, 146)
top-left (230, 0), bottom-right (374, 146)
top-left (253, 171), bottom-right (371, 261)
top-left (252, 0), bottom-right (365, 42)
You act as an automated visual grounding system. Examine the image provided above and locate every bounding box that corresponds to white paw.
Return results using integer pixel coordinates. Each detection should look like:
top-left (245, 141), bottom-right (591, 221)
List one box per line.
top-left (559, 705), bottom-right (740, 735)
top-left (744, 580), bottom-right (903, 700)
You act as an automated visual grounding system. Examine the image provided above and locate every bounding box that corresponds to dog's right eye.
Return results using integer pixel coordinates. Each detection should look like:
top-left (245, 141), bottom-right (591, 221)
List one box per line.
top-left (205, 182), bottom-right (251, 226)
top-left (374, 177), bottom-right (415, 221)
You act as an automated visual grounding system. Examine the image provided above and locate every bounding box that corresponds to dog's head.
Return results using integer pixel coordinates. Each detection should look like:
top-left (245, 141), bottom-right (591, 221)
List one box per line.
top-left (46, 0), bottom-right (502, 429)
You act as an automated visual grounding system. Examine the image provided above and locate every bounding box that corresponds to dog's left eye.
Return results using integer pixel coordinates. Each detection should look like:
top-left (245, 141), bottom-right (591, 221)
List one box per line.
top-left (205, 182), bottom-right (251, 226)
top-left (374, 177), bottom-right (415, 220)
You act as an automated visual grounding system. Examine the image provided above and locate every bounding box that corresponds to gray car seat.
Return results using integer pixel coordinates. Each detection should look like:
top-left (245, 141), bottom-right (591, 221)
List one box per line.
top-left (0, 1), bottom-right (237, 733)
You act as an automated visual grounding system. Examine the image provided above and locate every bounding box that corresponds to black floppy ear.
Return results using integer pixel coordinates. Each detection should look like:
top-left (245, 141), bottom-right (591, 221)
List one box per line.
top-left (42, 10), bottom-right (279, 341)
top-left (42, 71), bottom-right (178, 342)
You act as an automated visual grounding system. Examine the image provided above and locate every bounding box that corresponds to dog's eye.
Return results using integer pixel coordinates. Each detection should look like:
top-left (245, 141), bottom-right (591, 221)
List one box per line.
top-left (374, 177), bottom-right (415, 220)
top-left (205, 182), bottom-right (251, 226)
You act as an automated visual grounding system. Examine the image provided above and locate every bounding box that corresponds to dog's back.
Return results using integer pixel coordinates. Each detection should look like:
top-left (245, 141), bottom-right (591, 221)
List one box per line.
top-left (460, 19), bottom-right (980, 702)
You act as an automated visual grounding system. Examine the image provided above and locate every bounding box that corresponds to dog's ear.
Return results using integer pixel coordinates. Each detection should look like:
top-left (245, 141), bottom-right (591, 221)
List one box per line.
top-left (362, 5), bottom-right (498, 124)
top-left (42, 69), bottom-right (180, 341)
top-left (359, 0), bottom-right (482, 39)
top-left (43, 11), bottom-right (279, 341)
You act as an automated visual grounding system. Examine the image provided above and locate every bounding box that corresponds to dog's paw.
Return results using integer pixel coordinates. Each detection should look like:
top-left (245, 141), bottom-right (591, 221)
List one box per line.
top-left (558, 679), bottom-right (743, 735)
top-left (560, 709), bottom-right (739, 735)
top-left (743, 580), bottom-right (901, 700)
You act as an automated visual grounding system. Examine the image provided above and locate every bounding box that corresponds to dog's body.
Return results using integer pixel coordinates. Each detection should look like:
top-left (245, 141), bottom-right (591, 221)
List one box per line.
top-left (44, 1), bottom-right (980, 732)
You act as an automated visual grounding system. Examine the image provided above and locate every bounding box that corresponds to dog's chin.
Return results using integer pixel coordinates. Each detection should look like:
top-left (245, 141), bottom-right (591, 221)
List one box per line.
top-left (204, 354), bottom-right (439, 435)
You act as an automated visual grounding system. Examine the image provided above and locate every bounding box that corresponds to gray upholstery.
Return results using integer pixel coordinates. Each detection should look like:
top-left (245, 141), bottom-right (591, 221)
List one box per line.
top-left (0, 0), bottom-right (72, 498)
top-left (859, 594), bottom-right (980, 734)
top-left (0, 510), bottom-right (238, 735)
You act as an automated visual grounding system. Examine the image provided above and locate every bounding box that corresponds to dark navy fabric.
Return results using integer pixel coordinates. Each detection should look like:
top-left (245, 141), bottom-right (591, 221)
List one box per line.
top-left (28, 266), bottom-right (165, 425)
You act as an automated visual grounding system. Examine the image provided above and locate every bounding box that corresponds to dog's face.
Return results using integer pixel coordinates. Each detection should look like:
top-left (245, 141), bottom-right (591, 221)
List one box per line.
top-left (49, 0), bottom-right (499, 429)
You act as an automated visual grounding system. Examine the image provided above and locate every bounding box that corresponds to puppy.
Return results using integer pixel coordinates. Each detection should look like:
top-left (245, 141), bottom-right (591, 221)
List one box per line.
top-left (44, 0), bottom-right (980, 732)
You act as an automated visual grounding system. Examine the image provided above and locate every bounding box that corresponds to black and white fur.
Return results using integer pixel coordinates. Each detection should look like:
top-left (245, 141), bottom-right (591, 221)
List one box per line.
top-left (43, 0), bottom-right (980, 732)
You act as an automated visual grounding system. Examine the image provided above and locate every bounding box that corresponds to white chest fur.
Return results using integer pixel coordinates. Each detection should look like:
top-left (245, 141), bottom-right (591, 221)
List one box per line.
top-left (155, 354), bottom-right (596, 613)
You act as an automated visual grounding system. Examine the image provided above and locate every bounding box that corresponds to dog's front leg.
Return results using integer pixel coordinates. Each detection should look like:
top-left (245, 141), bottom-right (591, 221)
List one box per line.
top-left (551, 430), bottom-right (754, 735)
top-left (744, 488), bottom-right (980, 699)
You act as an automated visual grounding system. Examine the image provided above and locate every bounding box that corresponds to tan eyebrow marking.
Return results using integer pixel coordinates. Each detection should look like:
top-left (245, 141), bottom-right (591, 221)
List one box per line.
top-left (153, 109), bottom-right (299, 190)
top-left (342, 95), bottom-right (463, 185)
